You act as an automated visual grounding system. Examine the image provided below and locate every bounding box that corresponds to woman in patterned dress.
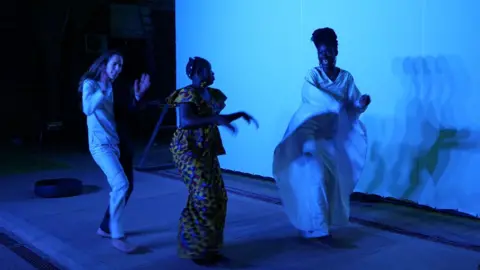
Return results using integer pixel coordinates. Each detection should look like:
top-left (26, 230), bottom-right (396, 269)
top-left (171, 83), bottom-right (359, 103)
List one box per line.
top-left (166, 57), bottom-right (258, 266)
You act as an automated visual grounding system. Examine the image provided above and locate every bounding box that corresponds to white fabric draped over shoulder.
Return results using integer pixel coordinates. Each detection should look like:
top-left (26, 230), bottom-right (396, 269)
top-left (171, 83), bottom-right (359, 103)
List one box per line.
top-left (272, 67), bottom-right (368, 237)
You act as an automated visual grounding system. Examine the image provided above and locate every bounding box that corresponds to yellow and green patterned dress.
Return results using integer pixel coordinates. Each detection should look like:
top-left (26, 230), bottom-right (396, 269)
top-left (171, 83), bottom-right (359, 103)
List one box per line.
top-left (166, 86), bottom-right (228, 259)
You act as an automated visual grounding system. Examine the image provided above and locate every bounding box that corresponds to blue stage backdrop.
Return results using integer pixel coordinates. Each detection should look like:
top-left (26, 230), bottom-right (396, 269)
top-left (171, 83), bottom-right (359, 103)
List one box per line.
top-left (175, 0), bottom-right (480, 217)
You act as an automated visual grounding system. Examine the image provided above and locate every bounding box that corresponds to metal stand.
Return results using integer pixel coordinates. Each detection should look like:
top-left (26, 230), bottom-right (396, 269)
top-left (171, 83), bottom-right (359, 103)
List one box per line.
top-left (134, 104), bottom-right (175, 171)
top-left (134, 3), bottom-right (176, 172)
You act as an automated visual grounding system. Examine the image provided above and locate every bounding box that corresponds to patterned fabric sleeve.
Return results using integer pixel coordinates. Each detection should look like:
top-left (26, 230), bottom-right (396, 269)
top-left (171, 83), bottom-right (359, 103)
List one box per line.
top-left (210, 88), bottom-right (227, 113)
top-left (166, 87), bottom-right (197, 106)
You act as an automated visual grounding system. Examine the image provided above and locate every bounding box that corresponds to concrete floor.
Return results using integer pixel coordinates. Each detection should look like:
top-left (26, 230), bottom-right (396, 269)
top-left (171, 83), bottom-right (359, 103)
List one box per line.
top-left (0, 151), bottom-right (478, 269)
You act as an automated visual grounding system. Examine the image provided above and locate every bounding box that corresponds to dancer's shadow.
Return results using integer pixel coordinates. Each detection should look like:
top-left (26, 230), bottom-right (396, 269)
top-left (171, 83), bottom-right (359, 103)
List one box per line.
top-left (365, 55), bottom-right (477, 199)
top-left (137, 225), bottom-right (193, 257)
top-left (129, 226), bottom-right (175, 255)
top-left (273, 112), bottom-right (340, 174)
top-left (130, 245), bottom-right (153, 255)
top-left (129, 226), bottom-right (169, 237)
top-left (222, 227), bottom-right (367, 268)
top-left (387, 55), bottom-right (476, 199)
top-left (223, 236), bottom-right (312, 268)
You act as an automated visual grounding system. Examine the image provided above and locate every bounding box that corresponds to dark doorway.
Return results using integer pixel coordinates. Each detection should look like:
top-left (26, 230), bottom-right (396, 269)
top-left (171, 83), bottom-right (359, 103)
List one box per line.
top-left (109, 38), bottom-right (148, 83)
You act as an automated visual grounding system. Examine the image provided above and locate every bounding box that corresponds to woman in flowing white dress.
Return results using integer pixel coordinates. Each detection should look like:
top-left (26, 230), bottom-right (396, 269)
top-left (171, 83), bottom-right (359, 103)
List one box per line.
top-left (272, 27), bottom-right (371, 239)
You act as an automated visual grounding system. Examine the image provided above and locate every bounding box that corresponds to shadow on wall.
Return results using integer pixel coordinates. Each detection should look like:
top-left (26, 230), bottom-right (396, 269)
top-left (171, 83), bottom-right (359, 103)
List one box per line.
top-left (366, 55), bottom-right (478, 203)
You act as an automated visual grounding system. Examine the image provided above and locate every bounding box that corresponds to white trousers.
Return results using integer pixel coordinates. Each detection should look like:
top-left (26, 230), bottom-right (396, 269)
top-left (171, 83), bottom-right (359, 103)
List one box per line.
top-left (90, 144), bottom-right (129, 238)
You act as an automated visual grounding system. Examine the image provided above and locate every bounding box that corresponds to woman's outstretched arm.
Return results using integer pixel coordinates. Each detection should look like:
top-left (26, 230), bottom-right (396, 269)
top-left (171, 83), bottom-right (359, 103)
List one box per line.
top-left (177, 103), bottom-right (222, 129)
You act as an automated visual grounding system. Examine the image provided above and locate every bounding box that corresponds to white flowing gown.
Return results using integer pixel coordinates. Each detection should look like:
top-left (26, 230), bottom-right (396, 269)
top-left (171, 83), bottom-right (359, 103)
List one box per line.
top-left (272, 67), bottom-right (368, 237)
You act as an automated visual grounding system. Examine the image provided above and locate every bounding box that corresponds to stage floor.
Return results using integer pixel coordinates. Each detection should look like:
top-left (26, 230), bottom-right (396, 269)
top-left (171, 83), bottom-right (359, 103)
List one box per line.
top-left (0, 150), bottom-right (478, 269)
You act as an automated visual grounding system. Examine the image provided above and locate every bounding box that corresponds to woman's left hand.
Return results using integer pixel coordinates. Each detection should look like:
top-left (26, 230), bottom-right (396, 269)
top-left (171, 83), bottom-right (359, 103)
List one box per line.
top-left (239, 112), bottom-right (259, 129)
top-left (134, 73), bottom-right (151, 98)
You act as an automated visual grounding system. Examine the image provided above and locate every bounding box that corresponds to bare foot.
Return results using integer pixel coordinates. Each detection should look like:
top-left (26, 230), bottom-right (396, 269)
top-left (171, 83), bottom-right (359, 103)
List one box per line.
top-left (96, 228), bottom-right (111, 238)
top-left (97, 229), bottom-right (130, 239)
top-left (111, 238), bottom-right (137, 253)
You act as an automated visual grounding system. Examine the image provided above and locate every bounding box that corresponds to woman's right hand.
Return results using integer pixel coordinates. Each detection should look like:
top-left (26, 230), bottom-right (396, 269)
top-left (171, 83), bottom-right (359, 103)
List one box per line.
top-left (216, 115), bottom-right (237, 134)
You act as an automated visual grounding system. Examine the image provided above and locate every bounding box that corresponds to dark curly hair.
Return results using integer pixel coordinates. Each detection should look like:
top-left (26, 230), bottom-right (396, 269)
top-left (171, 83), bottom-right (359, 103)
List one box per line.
top-left (185, 56), bottom-right (210, 79)
top-left (311, 27), bottom-right (338, 56)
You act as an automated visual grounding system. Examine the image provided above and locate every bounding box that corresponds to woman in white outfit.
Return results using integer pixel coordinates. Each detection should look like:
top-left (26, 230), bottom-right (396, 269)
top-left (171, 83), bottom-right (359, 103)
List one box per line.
top-left (273, 28), bottom-right (371, 240)
top-left (78, 50), bottom-right (150, 253)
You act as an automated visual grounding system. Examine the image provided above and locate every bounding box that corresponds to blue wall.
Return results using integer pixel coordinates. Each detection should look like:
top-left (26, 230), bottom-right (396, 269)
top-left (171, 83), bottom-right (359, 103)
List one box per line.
top-left (176, 0), bottom-right (480, 216)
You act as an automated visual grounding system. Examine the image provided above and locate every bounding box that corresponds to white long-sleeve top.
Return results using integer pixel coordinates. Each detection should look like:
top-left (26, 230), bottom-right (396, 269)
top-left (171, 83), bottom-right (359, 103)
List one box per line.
top-left (81, 79), bottom-right (120, 146)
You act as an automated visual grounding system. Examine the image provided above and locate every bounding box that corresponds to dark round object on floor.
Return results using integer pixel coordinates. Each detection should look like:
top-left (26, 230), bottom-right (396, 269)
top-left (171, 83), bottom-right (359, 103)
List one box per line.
top-left (34, 178), bottom-right (83, 198)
